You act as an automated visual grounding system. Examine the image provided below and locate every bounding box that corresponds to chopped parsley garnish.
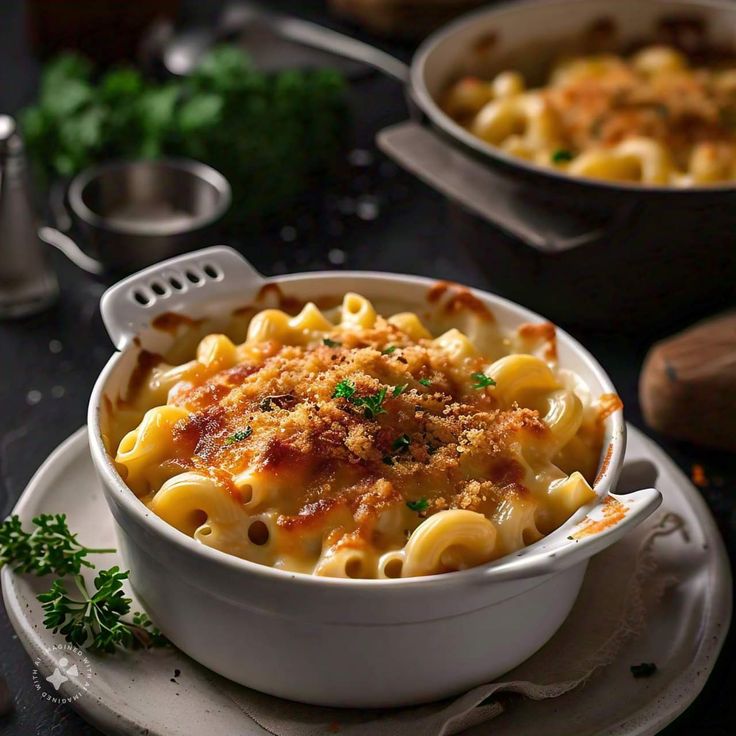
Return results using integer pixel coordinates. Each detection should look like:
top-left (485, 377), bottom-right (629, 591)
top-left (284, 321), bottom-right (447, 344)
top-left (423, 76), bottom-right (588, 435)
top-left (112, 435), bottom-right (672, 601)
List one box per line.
top-left (418, 378), bottom-right (432, 387)
top-left (354, 386), bottom-right (388, 419)
top-left (333, 380), bottom-right (388, 418)
top-left (381, 345), bottom-right (397, 355)
top-left (630, 662), bottom-right (657, 678)
top-left (393, 384), bottom-right (408, 397)
top-left (551, 148), bottom-right (574, 163)
top-left (392, 434), bottom-right (411, 453)
top-left (383, 434), bottom-right (411, 466)
top-left (225, 427), bottom-right (252, 445)
top-left (332, 379), bottom-right (356, 400)
top-left (471, 372), bottom-right (496, 389)
top-left (323, 337), bottom-right (341, 348)
top-left (406, 498), bottom-right (429, 512)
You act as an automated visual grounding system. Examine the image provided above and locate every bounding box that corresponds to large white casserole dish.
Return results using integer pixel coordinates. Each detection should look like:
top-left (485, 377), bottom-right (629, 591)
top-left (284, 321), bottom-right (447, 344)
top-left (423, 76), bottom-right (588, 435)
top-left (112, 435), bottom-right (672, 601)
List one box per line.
top-left (87, 247), bottom-right (661, 707)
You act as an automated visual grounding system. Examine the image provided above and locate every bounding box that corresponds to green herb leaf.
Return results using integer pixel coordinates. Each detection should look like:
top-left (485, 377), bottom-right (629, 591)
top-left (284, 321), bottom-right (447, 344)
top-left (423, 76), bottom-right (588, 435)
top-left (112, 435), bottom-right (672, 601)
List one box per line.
top-left (2, 515), bottom-right (166, 653)
top-left (354, 386), bottom-right (388, 419)
top-left (0, 514), bottom-right (115, 577)
top-left (406, 498), bottom-right (429, 512)
top-left (551, 148), bottom-right (574, 163)
top-left (323, 338), bottom-right (341, 348)
top-left (334, 381), bottom-right (389, 418)
top-left (381, 345), bottom-right (397, 355)
top-left (37, 567), bottom-right (168, 653)
top-left (630, 662), bottom-right (657, 678)
top-left (20, 46), bottom-right (348, 221)
top-left (225, 427), bottom-right (252, 445)
top-left (332, 379), bottom-right (356, 400)
top-left (392, 384), bottom-right (408, 397)
top-left (418, 378), bottom-right (432, 387)
top-left (392, 434), bottom-right (411, 453)
top-left (471, 372), bottom-right (496, 389)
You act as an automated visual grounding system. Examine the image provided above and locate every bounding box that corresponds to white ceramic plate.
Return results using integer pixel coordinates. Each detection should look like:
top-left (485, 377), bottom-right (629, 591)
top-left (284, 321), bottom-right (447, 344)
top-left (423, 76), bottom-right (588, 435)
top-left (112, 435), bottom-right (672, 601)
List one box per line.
top-left (1, 425), bottom-right (731, 736)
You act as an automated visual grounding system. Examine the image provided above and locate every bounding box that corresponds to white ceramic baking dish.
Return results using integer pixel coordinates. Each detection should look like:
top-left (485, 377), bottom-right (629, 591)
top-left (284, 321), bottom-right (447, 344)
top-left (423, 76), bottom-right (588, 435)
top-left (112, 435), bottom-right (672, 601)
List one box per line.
top-left (87, 246), bottom-right (661, 707)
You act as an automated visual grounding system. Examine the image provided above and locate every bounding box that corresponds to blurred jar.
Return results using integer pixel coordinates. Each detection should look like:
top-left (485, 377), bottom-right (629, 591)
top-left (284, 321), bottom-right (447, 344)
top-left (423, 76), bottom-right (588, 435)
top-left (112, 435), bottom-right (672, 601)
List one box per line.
top-left (27, 0), bottom-right (180, 64)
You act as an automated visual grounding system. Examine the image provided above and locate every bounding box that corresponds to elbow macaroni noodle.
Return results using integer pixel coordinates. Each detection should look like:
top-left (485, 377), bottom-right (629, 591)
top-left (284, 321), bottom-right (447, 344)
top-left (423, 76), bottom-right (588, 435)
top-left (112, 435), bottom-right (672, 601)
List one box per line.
top-left (442, 45), bottom-right (736, 186)
top-left (111, 292), bottom-right (617, 578)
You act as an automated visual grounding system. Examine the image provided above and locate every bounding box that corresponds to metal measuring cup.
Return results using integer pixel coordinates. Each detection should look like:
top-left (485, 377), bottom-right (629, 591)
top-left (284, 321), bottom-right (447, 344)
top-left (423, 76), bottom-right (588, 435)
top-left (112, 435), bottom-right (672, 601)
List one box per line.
top-left (40, 159), bottom-right (231, 275)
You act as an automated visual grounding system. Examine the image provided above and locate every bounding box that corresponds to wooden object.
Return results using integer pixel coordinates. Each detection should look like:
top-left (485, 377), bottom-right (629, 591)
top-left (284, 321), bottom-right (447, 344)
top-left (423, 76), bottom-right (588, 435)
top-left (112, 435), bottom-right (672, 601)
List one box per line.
top-left (640, 311), bottom-right (736, 451)
top-left (328, 0), bottom-right (486, 39)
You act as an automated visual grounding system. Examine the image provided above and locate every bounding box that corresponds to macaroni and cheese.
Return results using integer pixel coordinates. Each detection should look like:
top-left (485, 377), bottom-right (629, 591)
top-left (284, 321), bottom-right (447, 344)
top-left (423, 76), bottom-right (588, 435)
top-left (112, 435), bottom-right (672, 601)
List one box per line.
top-left (442, 45), bottom-right (736, 185)
top-left (111, 291), bottom-right (617, 578)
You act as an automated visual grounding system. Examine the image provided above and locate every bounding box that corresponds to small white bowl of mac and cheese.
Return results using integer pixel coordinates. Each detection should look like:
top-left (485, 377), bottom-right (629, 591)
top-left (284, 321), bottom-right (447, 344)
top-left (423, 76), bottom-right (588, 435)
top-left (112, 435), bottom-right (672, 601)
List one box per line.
top-left (87, 246), bottom-right (660, 707)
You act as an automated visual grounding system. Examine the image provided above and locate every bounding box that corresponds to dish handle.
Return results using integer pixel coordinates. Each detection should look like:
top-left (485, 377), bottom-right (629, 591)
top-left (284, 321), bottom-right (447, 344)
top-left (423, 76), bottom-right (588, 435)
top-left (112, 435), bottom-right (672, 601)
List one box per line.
top-left (377, 121), bottom-right (638, 253)
top-left (480, 487), bottom-right (662, 583)
top-left (100, 246), bottom-right (264, 350)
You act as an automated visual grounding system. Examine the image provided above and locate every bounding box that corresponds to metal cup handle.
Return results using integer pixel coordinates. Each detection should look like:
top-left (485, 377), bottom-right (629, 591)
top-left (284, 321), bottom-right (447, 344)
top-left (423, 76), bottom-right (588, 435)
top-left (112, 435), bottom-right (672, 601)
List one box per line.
top-left (38, 226), bottom-right (104, 276)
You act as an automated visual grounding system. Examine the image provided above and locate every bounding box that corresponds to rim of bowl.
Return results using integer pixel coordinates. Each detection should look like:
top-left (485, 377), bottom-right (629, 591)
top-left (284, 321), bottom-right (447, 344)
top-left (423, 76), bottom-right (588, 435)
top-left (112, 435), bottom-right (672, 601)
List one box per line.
top-left (88, 270), bottom-right (625, 590)
top-left (68, 158), bottom-right (232, 237)
top-left (411, 0), bottom-right (736, 195)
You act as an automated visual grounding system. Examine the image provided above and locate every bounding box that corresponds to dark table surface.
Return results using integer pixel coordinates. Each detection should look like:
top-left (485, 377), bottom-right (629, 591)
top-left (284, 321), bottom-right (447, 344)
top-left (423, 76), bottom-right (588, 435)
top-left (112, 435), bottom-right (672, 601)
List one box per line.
top-left (1, 1), bottom-right (734, 734)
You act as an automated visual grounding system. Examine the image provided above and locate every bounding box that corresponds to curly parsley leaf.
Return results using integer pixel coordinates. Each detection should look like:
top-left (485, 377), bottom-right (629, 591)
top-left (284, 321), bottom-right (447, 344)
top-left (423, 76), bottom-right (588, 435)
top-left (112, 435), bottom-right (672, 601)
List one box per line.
top-left (333, 381), bottom-right (388, 419)
top-left (332, 379), bottom-right (356, 400)
top-left (0, 514), bottom-right (115, 577)
top-left (471, 372), bottom-right (496, 389)
top-left (551, 148), bottom-right (574, 163)
top-left (406, 498), bottom-right (429, 513)
top-left (381, 345), bottom-right (397, 355)
top-left (38, 567), bottom-right (167, 653)
top-left (323, 337), bottom-right (341, 348)
top-left (224, 427), bottom-right (252, 445)
top-left (392, 434), bottom-right (411, 453)
top-left (3, 516), bottom-right (166, 653)
top-left (353, 386), bottom-right (388, 419)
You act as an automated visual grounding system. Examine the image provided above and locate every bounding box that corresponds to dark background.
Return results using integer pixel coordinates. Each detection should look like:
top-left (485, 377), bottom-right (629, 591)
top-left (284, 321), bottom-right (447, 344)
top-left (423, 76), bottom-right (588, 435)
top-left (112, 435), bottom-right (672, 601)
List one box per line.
top-left (0, 1), bottom-right (733, 734)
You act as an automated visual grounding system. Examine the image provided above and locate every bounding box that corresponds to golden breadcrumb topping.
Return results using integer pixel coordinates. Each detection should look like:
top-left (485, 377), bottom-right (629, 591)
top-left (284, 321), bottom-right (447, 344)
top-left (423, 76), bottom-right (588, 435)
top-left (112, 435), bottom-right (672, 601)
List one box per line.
top-left (544, 62), bottom-right (736, 168)
top-left (166, 318), bottom-right (548, 536)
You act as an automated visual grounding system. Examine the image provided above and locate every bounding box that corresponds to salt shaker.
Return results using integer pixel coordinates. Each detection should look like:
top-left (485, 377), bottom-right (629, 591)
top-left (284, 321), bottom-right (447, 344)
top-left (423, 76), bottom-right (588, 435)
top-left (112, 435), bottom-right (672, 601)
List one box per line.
top-left (0, 114), bottom-right (58, 319)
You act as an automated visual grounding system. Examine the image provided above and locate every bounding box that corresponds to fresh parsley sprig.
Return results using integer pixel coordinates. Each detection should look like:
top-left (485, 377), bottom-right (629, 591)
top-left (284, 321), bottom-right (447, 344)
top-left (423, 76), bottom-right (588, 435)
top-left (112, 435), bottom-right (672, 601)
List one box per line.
top-left (471, 372), bottom-right (496, 390)
top-left (225, 427), bottom-right (252, 445)
top-left (551, 148), bottom-right (574, 163)
top-left (0, 514), bottom-right (115, 576)
top-left (38, 567), bottom-right (166, 653)
top-left (332, 379), bottom-right (357, 400)
top-left (1, 515), bottom-right (166, 653)
top-left (383, 433), bottom-right (411, 465)
top-left (332, 380), bottom-right (389, 419)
